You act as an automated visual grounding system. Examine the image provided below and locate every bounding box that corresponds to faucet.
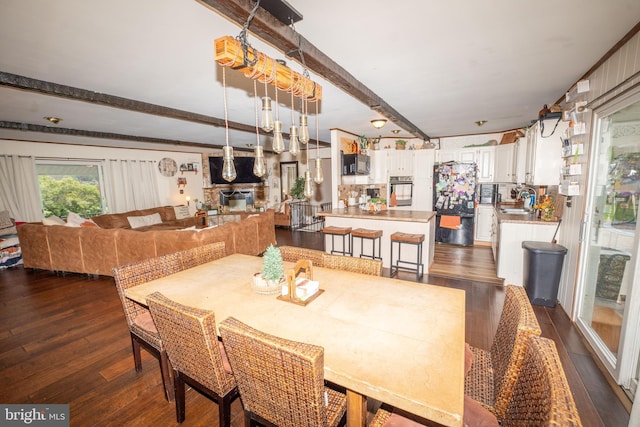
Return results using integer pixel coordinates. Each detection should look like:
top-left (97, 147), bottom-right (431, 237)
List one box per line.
top-left (516, 185), bottom-right (537, 211)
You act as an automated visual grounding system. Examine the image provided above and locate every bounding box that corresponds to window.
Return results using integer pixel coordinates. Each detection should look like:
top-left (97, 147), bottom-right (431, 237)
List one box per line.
top-left (35, 160), bottom-right (107, 218)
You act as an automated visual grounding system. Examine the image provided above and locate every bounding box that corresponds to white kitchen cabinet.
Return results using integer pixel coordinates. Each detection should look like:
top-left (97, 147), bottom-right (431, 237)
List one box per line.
top-left (525, 119), bottom-right (567, 186)
top-left (388, 150), bottom-right (414, 176)
top-left (413, 150), bottom-right (435, 181)
top-left (436, 147), bottom-right (495, 182)
top-left (436, 149), bottom-right (459, 163)
top-left (491, 209), bottom-right (499, 262)
top-left (513, 137), bottom-right (527, 184)
top-left (412, 150), bottom-right (435, 211)
top-left (475, 147), bottom-right (495, 182)
top-left (475, 205), bottom-right (494, 242)
top-left (368, 150), bottom-right (388, 184)
top-left (459, 149), bottom-right (476, 163)
top-left (495, 143), bottom-right (515, 183)
top-left (496, 218), bottom-right (559, 286)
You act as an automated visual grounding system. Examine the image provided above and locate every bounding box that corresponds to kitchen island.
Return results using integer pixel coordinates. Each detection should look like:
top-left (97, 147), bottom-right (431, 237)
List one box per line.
top-left (492, 205), bottom-right (561, 286)
top-left (320, 208), bottom-right (437, 270)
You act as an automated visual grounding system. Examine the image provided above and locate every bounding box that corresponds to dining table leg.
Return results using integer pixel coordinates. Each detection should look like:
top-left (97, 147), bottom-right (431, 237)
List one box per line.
top-left (346, 389), bottom-right (367, 427)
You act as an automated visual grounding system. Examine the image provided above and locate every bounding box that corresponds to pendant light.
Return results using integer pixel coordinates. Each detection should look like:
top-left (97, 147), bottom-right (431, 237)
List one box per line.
top-left (303, 169), bottom-right (313, 198)
top-left (272, 71), bottom-right (285, 153)
top-left (221, 67), bottom-right (236, 182)
top-left (299, 96), bottom-right (309, 144)
top-left (260, 78), bottom-right (274, 132)
top-left (253, 80), bottom-right (266, 177)
top-left (313, 101), bottom-right (324, 184)
top-left (288, 90), bottom-right (300, 156)
top-left (260, 97), bottom-right (274, 132)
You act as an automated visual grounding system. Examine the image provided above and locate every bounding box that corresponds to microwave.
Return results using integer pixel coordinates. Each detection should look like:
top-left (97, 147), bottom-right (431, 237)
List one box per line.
top-left (342, 153), bottom-right (370, 175)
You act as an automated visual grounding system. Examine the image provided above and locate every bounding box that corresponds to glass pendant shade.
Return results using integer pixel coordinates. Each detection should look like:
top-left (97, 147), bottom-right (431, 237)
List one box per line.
top-left (313, 157), bottom-right (324, 184)
top-left (298, 115), bottom-right (310, 144)
top-left (221, 145), bottom-right (237, 182)
top-left (272, 121), bottom-right (285, 153)
top-left (303, 170), bottom-right (313, 198)
top-left (253, 145), bottom-right (266, 177)
top-left (289, 125), bottom-right (300, 156)
top-left (260, 97), bottom-right (274, 132)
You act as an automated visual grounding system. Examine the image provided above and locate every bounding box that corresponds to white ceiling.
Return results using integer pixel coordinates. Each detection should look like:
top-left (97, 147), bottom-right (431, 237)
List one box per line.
top-left (1, 0), bottom-right (639, 154)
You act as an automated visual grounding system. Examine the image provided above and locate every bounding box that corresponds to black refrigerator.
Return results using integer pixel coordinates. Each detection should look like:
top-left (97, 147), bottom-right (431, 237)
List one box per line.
top-left (433, 162), bottom-right (477, 246)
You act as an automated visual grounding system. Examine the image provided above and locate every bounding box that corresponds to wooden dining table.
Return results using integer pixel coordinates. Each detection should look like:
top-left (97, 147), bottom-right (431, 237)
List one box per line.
top-left (125, 253), bottom-right (466, 427)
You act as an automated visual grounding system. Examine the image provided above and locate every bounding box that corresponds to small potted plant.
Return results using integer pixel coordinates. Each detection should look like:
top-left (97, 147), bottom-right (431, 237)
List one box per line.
top-left (289, 177), bottom-right (306, 200)
top-left (395, 139), bottom-right (408, 150)
top-left (252, 244), bottom-right (284, 295)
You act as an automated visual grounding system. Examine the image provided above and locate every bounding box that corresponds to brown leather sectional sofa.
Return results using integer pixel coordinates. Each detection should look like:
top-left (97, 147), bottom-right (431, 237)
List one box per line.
top-left (18, 207), bottom-right (276, 277)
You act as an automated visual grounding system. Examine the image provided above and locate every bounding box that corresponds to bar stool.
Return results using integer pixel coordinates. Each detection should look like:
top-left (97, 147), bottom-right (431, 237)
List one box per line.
top-left (351, 228), bottom-right (383, 260)
top-left (390, 232), bottom-right (425, 281)
top-left (322, 226), bottom-right (352, 256)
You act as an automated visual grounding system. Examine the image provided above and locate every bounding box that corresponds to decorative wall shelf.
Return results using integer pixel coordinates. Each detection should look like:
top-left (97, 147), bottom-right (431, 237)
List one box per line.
top-left (560, 79), bottom-right (590, 197)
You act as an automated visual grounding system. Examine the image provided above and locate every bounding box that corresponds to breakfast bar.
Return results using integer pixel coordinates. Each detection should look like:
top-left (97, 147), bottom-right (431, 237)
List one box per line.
top-left (320, 208), bottom-right (437, 269)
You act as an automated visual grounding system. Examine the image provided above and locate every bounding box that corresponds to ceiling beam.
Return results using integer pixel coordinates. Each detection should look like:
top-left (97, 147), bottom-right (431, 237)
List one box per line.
top-left (0, 71), bottom-right (330, 146)
top-left (197, 0), bottom-right (431, 141)
top-left (0, 120), bottom-right (241, 151)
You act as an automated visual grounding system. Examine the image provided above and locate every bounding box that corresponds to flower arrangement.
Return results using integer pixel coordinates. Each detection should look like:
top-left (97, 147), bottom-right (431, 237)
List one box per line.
top-left (535, 195), bottom-right (555, 221)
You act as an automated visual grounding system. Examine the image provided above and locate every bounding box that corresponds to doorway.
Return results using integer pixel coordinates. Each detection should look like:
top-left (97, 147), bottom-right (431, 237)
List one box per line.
top-left (576, 92), bottom-right (640, 401)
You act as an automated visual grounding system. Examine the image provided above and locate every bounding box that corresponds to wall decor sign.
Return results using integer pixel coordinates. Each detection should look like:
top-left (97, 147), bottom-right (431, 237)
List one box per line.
top-left (158, 157), bottom-right (177, 177)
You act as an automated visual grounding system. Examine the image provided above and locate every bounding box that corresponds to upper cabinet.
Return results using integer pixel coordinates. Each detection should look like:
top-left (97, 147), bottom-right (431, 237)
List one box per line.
top-left (495, 143), bottom-right (515, 182)
top-left (525, 118), bottom-right (568, 186)
top-left (494, 138), bottom-right (526, 183)
top-left (387, 150), bottom-right (414, 176)
top-left (438, 147), bottom-right (495, 182)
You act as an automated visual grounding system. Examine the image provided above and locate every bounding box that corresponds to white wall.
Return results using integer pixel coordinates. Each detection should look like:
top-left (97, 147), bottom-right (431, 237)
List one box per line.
top-left (0, 139), bottom-right (205, 215)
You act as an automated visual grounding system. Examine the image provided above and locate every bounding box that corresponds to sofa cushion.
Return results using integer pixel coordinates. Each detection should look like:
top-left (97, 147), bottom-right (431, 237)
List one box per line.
top-left (43, 215), bottom-right (66, 226)
top-left (0, 210), bottom-right (17, 236)
top-left (127, 213), bottom-right (162, 229)
top-left (91, 212), bottom-right (132, 229)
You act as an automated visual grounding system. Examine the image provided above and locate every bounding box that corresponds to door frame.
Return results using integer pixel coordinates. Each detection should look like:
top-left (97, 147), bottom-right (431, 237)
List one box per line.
top-left (574, 87), bottom-right (640, 390)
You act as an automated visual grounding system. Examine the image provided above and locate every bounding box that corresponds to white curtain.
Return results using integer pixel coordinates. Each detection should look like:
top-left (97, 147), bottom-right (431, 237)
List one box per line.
top-left (0, 155), bottom-right (42, 222)
top-left (104, 159), bottom-right (161, 213)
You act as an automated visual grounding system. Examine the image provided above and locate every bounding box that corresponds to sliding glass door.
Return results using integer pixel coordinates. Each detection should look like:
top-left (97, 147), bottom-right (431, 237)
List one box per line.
top-left (577, 92), bottom-right (640, 400)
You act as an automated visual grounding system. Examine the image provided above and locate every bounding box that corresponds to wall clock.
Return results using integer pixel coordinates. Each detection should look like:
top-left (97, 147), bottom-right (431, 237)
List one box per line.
top-left (158, 157), bottom-right (177, 177)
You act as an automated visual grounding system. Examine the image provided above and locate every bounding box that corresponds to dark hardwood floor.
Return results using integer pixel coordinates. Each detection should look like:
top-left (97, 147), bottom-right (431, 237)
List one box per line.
top-left (0, 229), bottom-right (629, 426)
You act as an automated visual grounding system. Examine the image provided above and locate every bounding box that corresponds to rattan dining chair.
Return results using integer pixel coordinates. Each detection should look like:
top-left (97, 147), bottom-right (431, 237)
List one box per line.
top-left (465, 285), bottom-right (541, 419)
top-left (147, 292), bottom-right (239, 426)
top-left (112, 252), bottom-right (184, 402)
top-left (322, 253), bottom-right (383, 276)
top-left (278, 245), bottom-right (325, 267)
top-left (177, 241), bottom-right (226, 270)
top-left (502, 335), bottom-right (582, 426)
top-left (219, 317), bottom-right (347, 427)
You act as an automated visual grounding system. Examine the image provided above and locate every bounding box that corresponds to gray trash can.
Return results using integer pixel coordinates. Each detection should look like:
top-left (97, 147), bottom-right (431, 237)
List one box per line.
top-left (522, 241), bottom-right (568, 307)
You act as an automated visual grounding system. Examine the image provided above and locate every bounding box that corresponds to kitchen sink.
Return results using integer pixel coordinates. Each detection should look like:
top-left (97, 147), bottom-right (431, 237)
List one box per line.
top-left (500, 208), bottom-right (533, 215)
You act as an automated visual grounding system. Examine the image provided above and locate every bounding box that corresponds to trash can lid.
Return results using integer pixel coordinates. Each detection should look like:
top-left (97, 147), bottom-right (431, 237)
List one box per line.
top-left (522, 241), bottom-right (568, 254)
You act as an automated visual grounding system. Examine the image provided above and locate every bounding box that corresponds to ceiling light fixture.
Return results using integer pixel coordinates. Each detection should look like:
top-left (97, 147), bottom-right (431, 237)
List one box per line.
top-left (475, 120), bottom-right (487, 126)
top-left (371, 119), bottom-right (387, 129)
top-left (44, 116), bottom-right (62, 124)
top-left (391, 129), bottom-right (400, 134)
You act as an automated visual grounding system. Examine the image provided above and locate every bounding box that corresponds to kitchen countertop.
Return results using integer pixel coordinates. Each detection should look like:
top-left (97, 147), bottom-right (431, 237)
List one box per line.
top-left (320, 208), bottom-right (436, 223)
top-left (494, 203), bottom-right (560, 224)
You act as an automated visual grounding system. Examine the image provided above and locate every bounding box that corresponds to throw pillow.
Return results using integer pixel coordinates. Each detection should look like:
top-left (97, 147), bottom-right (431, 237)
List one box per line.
top-left (173, 205), bottom-right (191, 220)
top-left (0, 210), bottom-right (17, 236)
top-left (127, 212), bottom-right (163, 229)
top-left (42, 215), bottom-right (66, 226)
top-left (65, 211), bottom-right (98, 228)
